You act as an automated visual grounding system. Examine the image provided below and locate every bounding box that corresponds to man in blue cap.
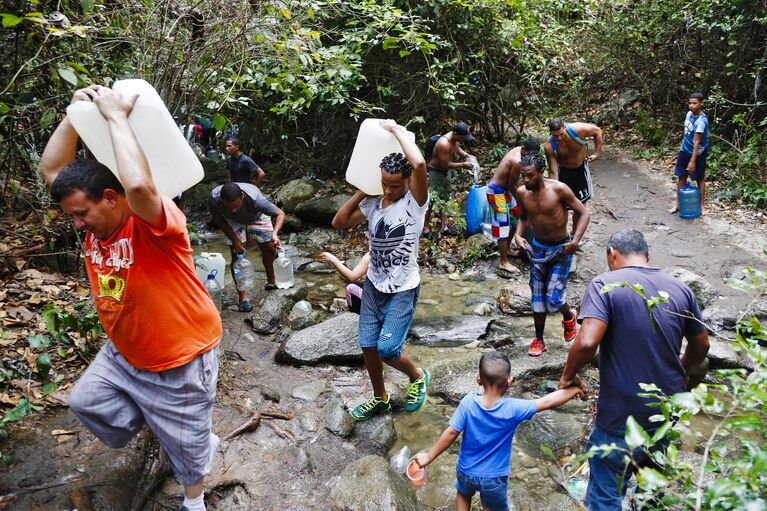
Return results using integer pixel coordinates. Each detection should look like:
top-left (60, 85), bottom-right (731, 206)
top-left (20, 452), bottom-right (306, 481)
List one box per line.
top-left (424, 122), bottom-right (476, 237)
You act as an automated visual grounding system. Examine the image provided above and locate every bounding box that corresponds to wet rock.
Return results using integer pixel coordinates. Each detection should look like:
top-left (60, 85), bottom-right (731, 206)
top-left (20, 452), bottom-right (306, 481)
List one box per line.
top-left (327, 455), bottom-right (418, 511)
top-left (470, 302), bottom-right (495, 316)
top-left (516, 402), bottom-right (587, 454)
top-left (289, 310), bottom-right (321, 330)
top-left (323, 394), bottom-right (355, 437)
top-left (297, 261), bottom-right (333, 273)
top-left (482, 318), bottom-right (520, 347)
top-left (320, 283), bottom-right (338, 292)
top-left (700, 304), bottom-right (739, 333)
top-left (498, 283), bottom-right (532, 315)
top-left (282, 214), bottom-right (304, 233)
top-left (430, 344), bottom-right (570, 404)
top-left (409, 315), bottom-right (493, 347)
top-left (291, 381), bottom-right (329, 401)
top-left (200, 155), bottom-right (228, 182)
top-left (295, 194), bottom-right (353, 225)
top-left (248, 279), bottom-right (309, 334)
top-left (662, 267), bottom-right (718, 309)
top-left (330, 297), bottom-right (349, 313)
top-left (705, 338), bottom-right (741, 369)
top-left (277, 312), bottom-right (362, 366)
top-left (355, 414), bottom-right (397, 449)
top-left (274, 179), bottom-right (318, 213)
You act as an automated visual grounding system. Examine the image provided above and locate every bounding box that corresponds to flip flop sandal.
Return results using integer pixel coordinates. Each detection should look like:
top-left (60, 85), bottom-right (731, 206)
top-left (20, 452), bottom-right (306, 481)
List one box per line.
top-left (264, 283), bottom-right (278, 290)
top-left (238, 300), bottom-right (253, 312)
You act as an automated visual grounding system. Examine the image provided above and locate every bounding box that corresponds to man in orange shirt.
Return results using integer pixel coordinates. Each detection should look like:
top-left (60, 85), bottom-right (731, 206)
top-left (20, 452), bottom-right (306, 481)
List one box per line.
top-left (40, 85), bottom-right (222, 511)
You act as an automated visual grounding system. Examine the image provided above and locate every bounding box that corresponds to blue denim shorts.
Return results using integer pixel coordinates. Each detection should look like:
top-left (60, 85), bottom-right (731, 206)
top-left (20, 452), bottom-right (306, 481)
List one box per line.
top-left (455, 470), bottom-right (509, 511)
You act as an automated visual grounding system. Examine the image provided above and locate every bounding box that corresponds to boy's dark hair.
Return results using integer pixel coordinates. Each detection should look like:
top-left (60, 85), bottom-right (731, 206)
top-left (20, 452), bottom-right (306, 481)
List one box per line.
top-left (221, 182), bottom-right (243, 202)
top-left (523, 137), bottom-right (540, 152)
top-left (227, 137), bottom-right (241, 148)
top-left (520, 152), bottom-right (546, 172)
top-left (547, 117), bottom-right (565, 131)
top-left (689, 92), bottom-right (705, 101)
top-left (479, 351), bottom-right (511, 387)
top-left (380, 152), bottom-right (413, 178)
top-left (51, 159), bottom-right (124, 202)
top-left (606, 229), bottom-right (649, 257)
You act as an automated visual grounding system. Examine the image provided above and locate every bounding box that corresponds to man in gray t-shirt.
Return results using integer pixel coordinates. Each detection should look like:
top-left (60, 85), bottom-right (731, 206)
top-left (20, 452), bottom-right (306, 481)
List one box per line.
top-left (209, 182), bottom-right (285, 311)
top-left (558, 229), bottom-right (709, 510)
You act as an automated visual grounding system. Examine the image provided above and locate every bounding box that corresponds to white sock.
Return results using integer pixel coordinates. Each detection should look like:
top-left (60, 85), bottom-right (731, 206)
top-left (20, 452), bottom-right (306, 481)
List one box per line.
top-left (182, 493), bottom-right (205, 511)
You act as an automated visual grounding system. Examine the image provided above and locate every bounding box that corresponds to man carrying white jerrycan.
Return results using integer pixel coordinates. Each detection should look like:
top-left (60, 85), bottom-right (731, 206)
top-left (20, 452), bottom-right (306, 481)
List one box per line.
top-left (39, 85), bottom-right (221, 511)
top-left (208, 182), bottom-right (287, 312)
top-left (332, 119), bottom-right (431, 421)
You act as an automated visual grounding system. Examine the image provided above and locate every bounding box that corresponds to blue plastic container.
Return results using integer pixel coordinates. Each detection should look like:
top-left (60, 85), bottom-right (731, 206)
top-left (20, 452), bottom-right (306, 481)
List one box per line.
top-left (678, 182), bottom-right (701, 219)
top-left (465, 184), bottom-right (488, 234)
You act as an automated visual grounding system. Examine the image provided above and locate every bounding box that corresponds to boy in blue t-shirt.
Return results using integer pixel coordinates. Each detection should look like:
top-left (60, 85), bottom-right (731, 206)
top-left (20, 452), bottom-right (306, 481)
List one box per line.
top-left (669, 92), bottom-right (710, 215)
top-left (414, 351), bottom-right (583, 511)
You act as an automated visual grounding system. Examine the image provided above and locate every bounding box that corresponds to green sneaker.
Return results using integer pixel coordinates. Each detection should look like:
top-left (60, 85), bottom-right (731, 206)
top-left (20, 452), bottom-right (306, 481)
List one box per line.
top-left (350, 395), bottom-right (391, 421)
top-left (404, 368), bottom-right (430, 413)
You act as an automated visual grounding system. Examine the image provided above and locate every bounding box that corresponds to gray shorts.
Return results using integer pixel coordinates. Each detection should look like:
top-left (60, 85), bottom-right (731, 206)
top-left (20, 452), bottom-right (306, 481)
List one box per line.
top-left (68, 341), bottom-right (220, 486)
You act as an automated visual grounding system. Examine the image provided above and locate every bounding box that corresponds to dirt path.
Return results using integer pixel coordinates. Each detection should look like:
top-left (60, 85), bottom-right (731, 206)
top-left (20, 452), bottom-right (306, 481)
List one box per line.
top-left (571, 147), bottom-right (767, 304)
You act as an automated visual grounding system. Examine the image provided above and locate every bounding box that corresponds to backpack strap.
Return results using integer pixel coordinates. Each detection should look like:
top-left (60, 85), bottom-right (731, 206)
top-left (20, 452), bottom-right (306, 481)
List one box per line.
top-left (566, 125), bottom-right (588, 146)
top-left (549, 135), bottom-right (559, 159)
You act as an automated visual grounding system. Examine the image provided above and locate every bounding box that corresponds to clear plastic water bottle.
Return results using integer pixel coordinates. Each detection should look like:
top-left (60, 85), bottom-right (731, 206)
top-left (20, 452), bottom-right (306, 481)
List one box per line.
top-left (291, 300), bottom-right (312, 318)
top-left (389, 445), bottom-right (411, 476)
top-left (233, 252), bottom-right (255, 292)
top-left (274, 250), bottom-right (295, 289)
top-left (204, 270), bottom-right (222, 312)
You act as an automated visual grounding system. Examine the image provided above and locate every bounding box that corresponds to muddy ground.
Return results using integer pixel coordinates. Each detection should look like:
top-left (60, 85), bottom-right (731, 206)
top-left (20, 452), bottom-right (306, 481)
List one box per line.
top-left (1, 148), bottom-right (765, 511)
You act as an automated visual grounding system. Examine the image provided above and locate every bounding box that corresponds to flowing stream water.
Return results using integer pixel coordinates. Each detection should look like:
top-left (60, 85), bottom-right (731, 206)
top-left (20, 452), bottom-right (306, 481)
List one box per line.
top-left (192, 232), bottom-right (730, 510)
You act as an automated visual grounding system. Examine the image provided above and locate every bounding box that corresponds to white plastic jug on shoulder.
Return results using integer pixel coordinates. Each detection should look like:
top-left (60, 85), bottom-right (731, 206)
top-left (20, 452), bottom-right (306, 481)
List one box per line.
top-left (66, 79), bottom-right (204, 198)
top-left (345, 118), bottom-right (416, 196)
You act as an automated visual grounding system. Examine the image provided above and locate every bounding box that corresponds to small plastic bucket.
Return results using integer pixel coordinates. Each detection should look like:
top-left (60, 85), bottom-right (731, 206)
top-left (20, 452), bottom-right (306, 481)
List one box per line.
top-left (406, 460), bottom-right (427, 487)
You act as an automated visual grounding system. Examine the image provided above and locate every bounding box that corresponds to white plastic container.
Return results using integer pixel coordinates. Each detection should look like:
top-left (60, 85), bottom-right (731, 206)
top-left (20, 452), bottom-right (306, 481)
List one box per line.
top-left (194, 252), bottom-right (226, 289)
top-left (345, 118), bottom-right (416, 196)
top-left (66, 79), bottom-right (204, 198)
top-left (291, 300), bottom-right (312, 318)
top-left (274, 250), bottom-right (295, 289)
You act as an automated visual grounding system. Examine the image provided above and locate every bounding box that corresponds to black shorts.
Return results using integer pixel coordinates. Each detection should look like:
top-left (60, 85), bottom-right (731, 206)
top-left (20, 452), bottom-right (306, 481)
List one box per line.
top-left (558, 159), bottom-right (593, 204)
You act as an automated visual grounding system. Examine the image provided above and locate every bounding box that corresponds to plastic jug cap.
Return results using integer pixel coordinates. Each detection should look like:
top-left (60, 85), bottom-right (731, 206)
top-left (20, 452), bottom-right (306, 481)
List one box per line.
top-left (237, 252), bottom-right (244, 259)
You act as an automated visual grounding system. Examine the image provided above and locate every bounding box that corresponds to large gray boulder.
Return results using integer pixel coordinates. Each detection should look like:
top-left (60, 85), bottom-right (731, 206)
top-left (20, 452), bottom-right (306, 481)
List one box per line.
top-left (295, 194), bottom-right (353, 225)
top-left (327, 455), bottom-right (419, 511)
top-left (409, 315), bottom-right (493, 347)
top-left (274, 179), bottom-right (318, 213)
top-left (498, 283), bottom-right (532, 315)
top-left (662, 267), bottom-right (719, 309)
top-left (248, 279), bottom-right (309, 334)
top-left (515, 401), bottom-right (587, 454)
top-left (430, 343), bottom-right (571, 404)
top-left (354, 415), bottom-right (396, 449)
top-left (276, 312), bottom-right (362, 365)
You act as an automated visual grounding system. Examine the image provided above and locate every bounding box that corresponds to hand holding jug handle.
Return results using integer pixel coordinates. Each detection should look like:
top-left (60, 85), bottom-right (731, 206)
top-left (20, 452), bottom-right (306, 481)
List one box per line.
top-left (70, 84), bottom-right (107, 104)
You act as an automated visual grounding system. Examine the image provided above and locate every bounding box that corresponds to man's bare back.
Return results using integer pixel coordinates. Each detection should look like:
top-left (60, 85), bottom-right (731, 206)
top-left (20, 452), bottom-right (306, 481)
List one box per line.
top-left (490, 146), bottom-right (522, 194)
top-left (428, 134), bottom-right (469, 171)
